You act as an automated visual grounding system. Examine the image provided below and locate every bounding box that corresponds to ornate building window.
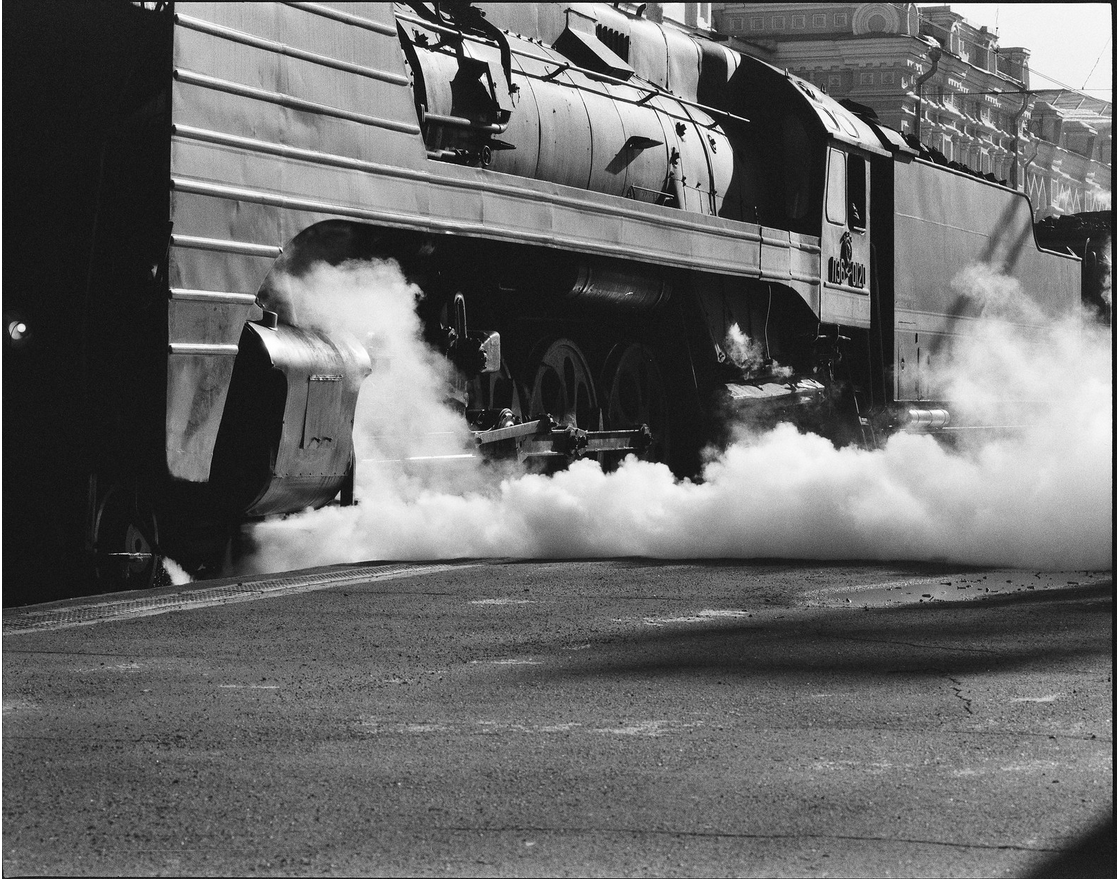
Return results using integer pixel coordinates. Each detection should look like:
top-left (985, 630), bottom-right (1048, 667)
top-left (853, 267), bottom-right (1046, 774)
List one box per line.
top-left (881, 72), bottom-right (896, 84)
top-left (834, 13), bottom-right (848, 27)
top-left (812, 13), bottom-right (827, 27)
top-left (948, 24), bottom-right (962, 56)
top-left (772, 16), bottom-right (786, 29)
top-left (854, 3), bottom-right (902, 35)
top-left (750, 17), bottom-right (764, 30)
top-left (792, 14), bottom-right (805, 28)
top-left (860, 72), bottom-right (875, 85)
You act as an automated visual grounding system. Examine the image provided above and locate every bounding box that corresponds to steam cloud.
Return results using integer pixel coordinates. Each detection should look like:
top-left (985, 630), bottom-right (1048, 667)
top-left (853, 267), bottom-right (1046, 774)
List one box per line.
top-left (244, 259), bottom-right (1113, 573)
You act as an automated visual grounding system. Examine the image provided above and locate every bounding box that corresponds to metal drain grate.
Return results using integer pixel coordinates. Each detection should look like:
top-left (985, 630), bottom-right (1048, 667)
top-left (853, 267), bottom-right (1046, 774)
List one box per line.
top-left (3, 564), bottom-right (470, 635)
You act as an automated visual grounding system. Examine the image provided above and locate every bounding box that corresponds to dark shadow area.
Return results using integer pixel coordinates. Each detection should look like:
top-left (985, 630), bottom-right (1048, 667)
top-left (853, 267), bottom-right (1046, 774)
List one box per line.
top-left (978, 189), bottom-right (1037, 275)
top-left (526, 581), bottom-right (1113, 682)
top-left (496, 556), bottom-right (1000, 576)
top-left (1019, 811), bottom-right (1115, 879)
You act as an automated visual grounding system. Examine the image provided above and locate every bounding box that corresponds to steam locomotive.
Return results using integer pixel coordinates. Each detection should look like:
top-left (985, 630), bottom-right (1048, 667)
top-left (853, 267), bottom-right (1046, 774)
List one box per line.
top-left (3, 1), bottom-right (1082, 603)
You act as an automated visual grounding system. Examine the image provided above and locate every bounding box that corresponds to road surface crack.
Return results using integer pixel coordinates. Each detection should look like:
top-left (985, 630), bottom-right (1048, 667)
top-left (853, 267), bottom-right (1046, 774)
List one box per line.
top-left (947, 675), bottom-right (975, 714)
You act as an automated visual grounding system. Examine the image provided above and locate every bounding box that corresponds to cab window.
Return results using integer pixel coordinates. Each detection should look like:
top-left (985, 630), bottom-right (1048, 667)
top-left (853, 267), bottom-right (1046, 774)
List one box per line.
top-left (847, 155), bottom-right (867, 231)
top-left (825, 148), bottom-right (846, 225)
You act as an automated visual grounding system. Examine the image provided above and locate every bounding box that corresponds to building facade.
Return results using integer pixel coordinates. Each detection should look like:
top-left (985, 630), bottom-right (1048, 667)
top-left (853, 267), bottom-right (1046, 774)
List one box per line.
top-left (670, 2), bottom-right (1114, 219)
top-left (1022, 90), bottom-right (1113, 217)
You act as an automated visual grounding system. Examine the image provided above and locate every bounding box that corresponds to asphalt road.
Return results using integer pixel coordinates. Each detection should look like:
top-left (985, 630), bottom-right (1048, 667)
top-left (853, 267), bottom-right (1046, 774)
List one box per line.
top-left (3, 560), bottom-right (1114, 877)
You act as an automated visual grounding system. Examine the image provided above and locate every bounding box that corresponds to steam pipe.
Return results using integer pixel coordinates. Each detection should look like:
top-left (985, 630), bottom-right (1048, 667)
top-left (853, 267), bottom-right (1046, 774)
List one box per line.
top-left (1009, 89), bottom-right (1032, 189)
top-left (905, 408), bottom-right (951, 430)
top-left (914, 42), bottom-right (943, 146)
top-left (421, 110), bottom-right (509, 134)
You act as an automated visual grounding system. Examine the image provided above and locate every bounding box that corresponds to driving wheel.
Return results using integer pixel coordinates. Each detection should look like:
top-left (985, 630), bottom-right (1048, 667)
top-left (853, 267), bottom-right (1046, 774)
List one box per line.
top-left (93, 484), bottom-right (160, 591)
top-left (527, 338), bottom-right (599, 430)
top-left (602, 343), bottom-right (669, 464)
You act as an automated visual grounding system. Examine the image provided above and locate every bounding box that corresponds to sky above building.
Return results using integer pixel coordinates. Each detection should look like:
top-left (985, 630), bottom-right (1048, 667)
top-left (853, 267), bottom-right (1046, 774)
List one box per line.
top-left (920, 3), bottom-right (1113, 98)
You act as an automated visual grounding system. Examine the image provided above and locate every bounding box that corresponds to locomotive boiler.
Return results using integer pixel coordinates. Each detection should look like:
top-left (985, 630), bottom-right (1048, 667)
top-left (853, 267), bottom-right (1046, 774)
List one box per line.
top-left (3, 1), bottom-right (1082, 602)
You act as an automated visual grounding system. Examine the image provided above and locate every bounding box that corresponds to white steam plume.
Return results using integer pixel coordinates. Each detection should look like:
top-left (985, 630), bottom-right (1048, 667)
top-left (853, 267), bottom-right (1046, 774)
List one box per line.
top-left (162, 557), bottom-right (193, 587)
top-left (244, 259), bottom-right (1113, 573)
top-left (1098, 235), bottom-right (1112, 315)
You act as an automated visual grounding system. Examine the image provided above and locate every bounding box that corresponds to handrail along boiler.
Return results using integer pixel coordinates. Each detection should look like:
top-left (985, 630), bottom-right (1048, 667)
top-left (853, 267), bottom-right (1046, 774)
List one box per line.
top-left (2, 1), bottom-right (1082, 600)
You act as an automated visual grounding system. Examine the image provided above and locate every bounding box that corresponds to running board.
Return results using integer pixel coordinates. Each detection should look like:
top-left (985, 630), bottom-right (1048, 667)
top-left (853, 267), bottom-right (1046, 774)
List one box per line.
top-left (475, 415), bottom-right (652, 463)
top-left (363, 416), bottom-right (652, 467)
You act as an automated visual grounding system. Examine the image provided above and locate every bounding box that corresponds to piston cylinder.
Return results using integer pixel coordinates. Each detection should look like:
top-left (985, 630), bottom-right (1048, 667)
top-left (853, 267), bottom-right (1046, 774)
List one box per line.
top-left (562, 261), bottom-right (672, 313)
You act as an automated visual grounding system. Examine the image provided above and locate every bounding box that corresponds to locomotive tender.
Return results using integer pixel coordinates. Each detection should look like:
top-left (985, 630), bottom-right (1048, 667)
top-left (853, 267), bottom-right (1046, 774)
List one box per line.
top-left (3, 1), bottom-right (1081, 601)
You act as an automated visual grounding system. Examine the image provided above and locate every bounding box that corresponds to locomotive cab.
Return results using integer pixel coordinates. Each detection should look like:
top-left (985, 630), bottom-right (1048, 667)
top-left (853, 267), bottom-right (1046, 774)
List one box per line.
top-left (821, 147), bottom-right (873, 327)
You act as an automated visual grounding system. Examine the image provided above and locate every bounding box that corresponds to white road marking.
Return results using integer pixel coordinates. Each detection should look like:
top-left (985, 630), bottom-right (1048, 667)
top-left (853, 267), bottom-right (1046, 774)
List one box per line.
top-left (358, 718), bottom-right (450, 733)
top-left (998, 760), bottom-right (1064, 773)
top-left (218, 684), bottom-right (280, 690)
top-left (469, 598), bottom-right (534, 606)
top-left (593, 720), bottom-right (704, 737)
top-left (2, 699), bottom-right (39, 714)
top-left (4, 563), bottom-right (481, 634)
top-left (642, 609), bottom-right (752, 626)
top-left (356, 717), bottom-right (701, 737)
top-left (75, 662), bottom-right (143, 673)
top-left (469, 659), bottom-right (541, 665)
top-left (810, 759), bottom-right (902, 773)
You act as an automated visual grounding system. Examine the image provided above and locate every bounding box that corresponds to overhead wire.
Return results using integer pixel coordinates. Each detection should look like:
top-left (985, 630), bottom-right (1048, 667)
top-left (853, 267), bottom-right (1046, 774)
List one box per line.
top-left (1081, 38), bottom-right (1111, 90)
